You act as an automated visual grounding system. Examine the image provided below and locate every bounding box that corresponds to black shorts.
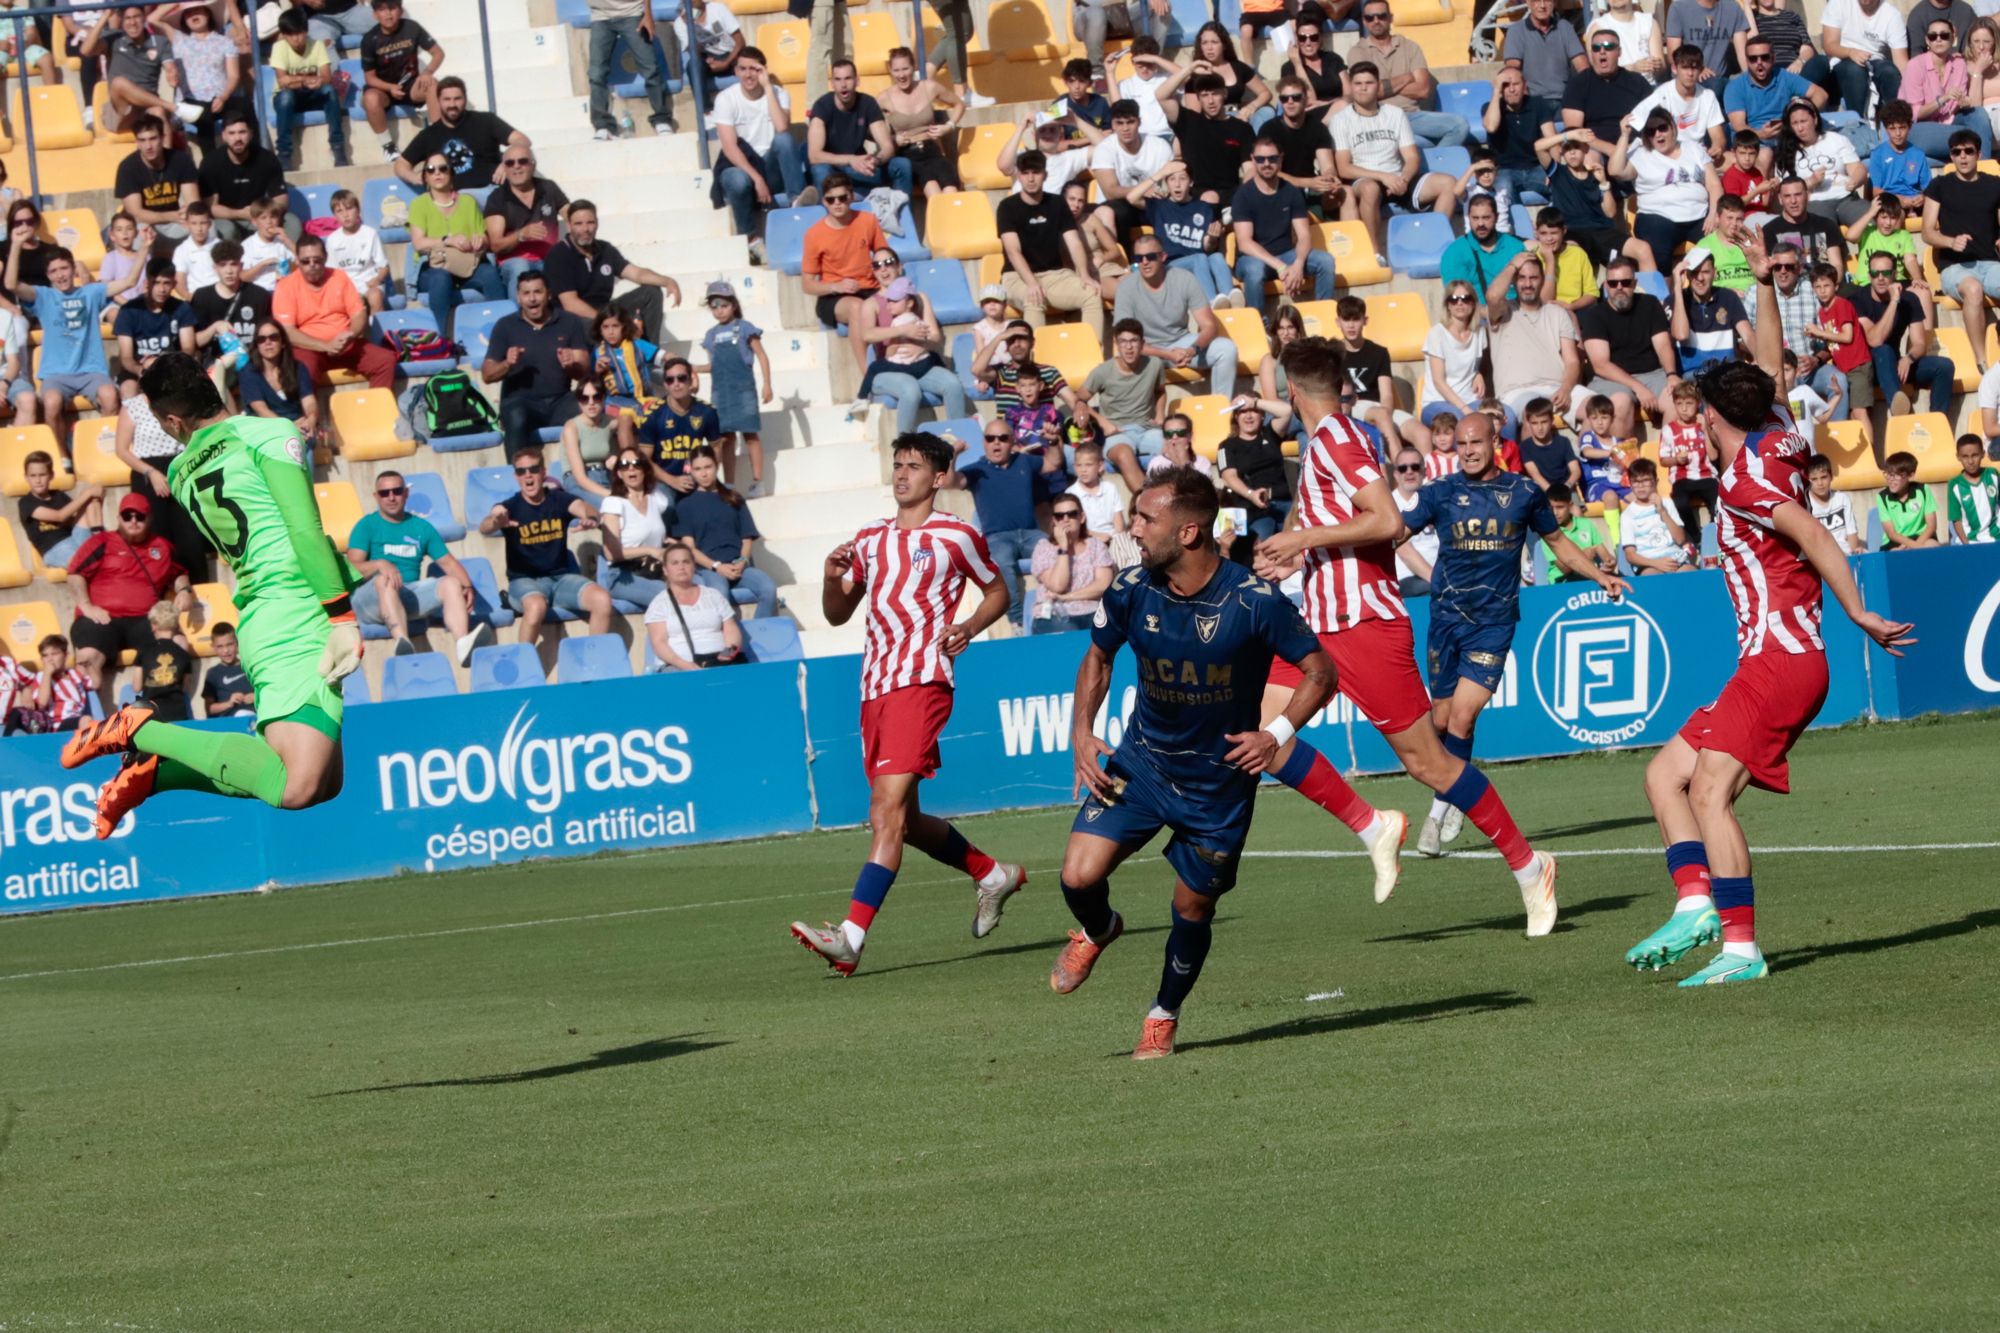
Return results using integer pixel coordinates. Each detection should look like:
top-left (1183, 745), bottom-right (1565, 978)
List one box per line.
top-left (815, 292), bottom-right (869, 328)
top-left (70, 613), bottom-right (154, 662)
top-left (1241, 8), bottom-right (1290, 32)
top-left (1099, 197), bottom-right (1145, 239)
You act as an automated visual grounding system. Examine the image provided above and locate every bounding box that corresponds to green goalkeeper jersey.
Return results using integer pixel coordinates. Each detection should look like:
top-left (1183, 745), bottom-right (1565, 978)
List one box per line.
top-left (167, 414), bottom-right (354, 612)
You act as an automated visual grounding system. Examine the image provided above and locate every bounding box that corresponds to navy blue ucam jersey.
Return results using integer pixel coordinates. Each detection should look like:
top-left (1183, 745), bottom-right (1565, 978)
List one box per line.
top-left (1403, 470), bottom-right (1558, 626)
top-left (1091, 557), bottom-right (1320, 801)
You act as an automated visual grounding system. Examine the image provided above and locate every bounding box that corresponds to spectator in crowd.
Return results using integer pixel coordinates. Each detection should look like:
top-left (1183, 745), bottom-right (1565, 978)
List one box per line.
top-left (1256, 302), bottom-right (1306, 401)
top-left (947, 416), bottom-right (1071, 627)
top-left (1261, 76), bottom-right (1344, 218)
top-left (1563, 28), bottom-right (1652, 162)
top-left (1288, 12), bottom-right (1348, 112)
top-left (99, 211), bottom-right (148, 308)
top-left (973, 320), bottom-right (1083, 415)
top-left (639, 356), bottom-right (720, 490)
top-left (1420, 280), bottom-right (1493, 430)
top-left (1155, 69), bottom-right (1255, 207)
top-left (1877, 449), bottom-right (1941, 546)
top-left (4, 634), bottom-right (90, 734)
top-left (999, 113), bottom-right (1098, 196)
top-left (1777, 100), bottom-right (1867, 226)
top-left (712, 47), bottom-right (808, 256)
top-left (645, 545), bottom-right (746, 670)
top-left (274, 234), bottom-right (397, 408)
top-left (269, 7), bottom-right (348, 167)
top-left (198, 115), bottom-right (286, 242)
top-left (1727, 31), bottom-right (1826, 151)
top-left (83, 6), bottom-right (188, 135)
top-left (1924, 127), bottom-right (2000, 374)
top-left (1620, 456), bottom-right (1693, 572)
top-left (1126, 160), bottom-right (1231, 306)
top-left (1390, 446), bottom-right (1436, 595)
top-left (1763, 174), bottom-right (1849, 270)
top-left (66, 492), bottom-right (192, 691)
top-left (1350, 1), bottom-right (1468, 146)
top-left (1486, 69), bottom-right (1559, 210)
top-left (1080, 320), bottom-right (1168, 491)
top-left (161, 1), bottom-right (249, 150)
top-left (683, 0), bottom-right (744, 111)
top-left (544, 200), bottom-right (681, 347)
top-left (1538, 133), bottom-right (1625, 271)
top-left (1805, 452), bottom-right (1866, 550)
top-left (1970, 18), bottom-right (2000, 133)
top-left (1147, 410), bottom-right (1215, 478)
top-left (694, 280), bottom-right (770, 496)
top-left (1899, 26), bottom-right (1991, 161)
top-left (1908, 0), bottom-right (1977, 51)
top-left (199, 622), bottom-right (254, 718)
top-left (588, 0), bottom-right (675, 139)
top-left (1218, 395), bottom-right (1293, 541)
top-left (1045, 58), bottom-right (1112, 141)
top-left (1184, 22), bottom-right (1274, 117)
top-left (346, 467), bottom-right (492, 662)
top-left (323, 189), bottom-right (389, 315)
top-left (0, 277), bottom-right (21, 421)
top-left (408, 152), bottom-right (507, 337)
top-left (1327, 297), bottom-right (1407, 448)
top-left (483, 271), bottom-right (591, 450)
top-left (1001, 365), bottom-right (1066, 454)
top-left (397, 77), bottom-right (530, 189)
top-left (237, 199), bottom-right (298, 294)
top-left (1576, 393), bottom-right (1632, 500)
top-left (847, 275), bottom-right (946, 417)
top-left (110, 381), bottom-right (211, 582)
top-left (1486, 247), bottom-right (1586, 421)
top-left (1590, 0), bottom-right (1666, 79)
top-left (1029, 495), bottom-right (1114, 632)
top-left (1579, 254), bottom-right (1679, 437)
top-left (191, 242), bottom-right (270, 375)
top-left (559, 377), bottom-right (634, 496)
top-left (798, 174), bottom-right (886, 363)
top-left (1869, 108), bottom-right (1934, 211)
top-left (880, 46), bottom-right (964, 200)
top-left (1660, 378), bottom-right (1719, 549)
top-left (1524, 208), bottom-right (1603, 312)
top-left (1516, 397), bottom-right (1580, 491)
top-left (807, 60), bottom-right (913, 197)
top-left (1332, 62), bottom-right (1459, 268)
top-left (1090, 100), bottom-right (1173, 237)
top-left (1073, 0), bottom-right (1172, 87)
top-left (1116, 233), bottom-right (1237, 395)
top-left (1611, 109), bottom-right (1722, 271)
top-left (114, 258), bottom-right (194, 393)
top-left (478, 444), bottom-right (614, 642)
top-left (238, 320), bottom-right (322, 440)
top-left (483, 145), bottom-right (569, 302)
top-left (1629, 44), bottom-right (1728, 158)
top-left (996, 151), bottom-right (1105, 341)
top-left (1782, 344), bottom-right (1842, 422)
top-left (672, 444), bottom-right (777, 618)
top-left (1670, 248), bottom-right (1751, 373)
top-left (135, 601), bottom-right (193, 722)
top-left (1234, 134), bottom-right (1335, 316)
top-left (1849, 251), bottom-right (1955, 415)
top-left (853, 253), bottom-right (967, 433)
top-left (1949, 431), bottom-right (2000, 541)
top-left (1692, 193), bottom-right (1756, 289)
top-left (1066, 439), bottom-right (1124, 542)
top-left (1818, 0), bottom-right (1908, 115)
top-left (115, 115), bottom-right (201, 258)
top-left (1060, 179), bottom-right (1129, 304)
top-left (1505, 0), bottom-right (1586, 120)
top-left (598, 448), bottom-right (679, 609)
top-left (590, 303), bottom-right (664, 413)
top-left (171, 200), bottom-right (220, 296)
top-left (298, 0), bottom-right (375, 44)
top-left (1441, 194), bottom-right (1526, 302)
top-left (1542, 482), bottom-right (1617, 582)
top-left (16, 450), bottom-right (101, 569)
top-left (1665, 0), bottom-right (1750, 95)
top-left (8, 241), bottom-right (122, 433)
top-left (361, 0), bottom-right (444, 160)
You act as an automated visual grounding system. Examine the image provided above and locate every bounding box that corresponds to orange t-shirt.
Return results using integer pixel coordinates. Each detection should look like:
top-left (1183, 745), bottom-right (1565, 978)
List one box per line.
top-left (273, 268), bottom-right (362, 342)
top-left (801, 212), bottom-right (886, 290)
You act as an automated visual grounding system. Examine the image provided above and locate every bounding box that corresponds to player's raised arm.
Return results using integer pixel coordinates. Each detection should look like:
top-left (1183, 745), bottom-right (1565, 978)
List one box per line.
top-left (1770, 501), bottom-right (1916, 655)
top-left (1739, 226), bottom-right (1782, 380)
top-left (252, 439), bottom-right (362, 680)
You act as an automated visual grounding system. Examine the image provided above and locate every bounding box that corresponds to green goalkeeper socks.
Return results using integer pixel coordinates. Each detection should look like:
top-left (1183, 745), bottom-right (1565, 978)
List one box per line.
top-left (133, 721), bottom-right (290, 808)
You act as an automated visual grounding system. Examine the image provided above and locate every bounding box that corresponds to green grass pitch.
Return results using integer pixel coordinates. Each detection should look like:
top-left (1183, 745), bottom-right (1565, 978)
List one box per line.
top-left (3, 716), bottom-right (1998, 1331)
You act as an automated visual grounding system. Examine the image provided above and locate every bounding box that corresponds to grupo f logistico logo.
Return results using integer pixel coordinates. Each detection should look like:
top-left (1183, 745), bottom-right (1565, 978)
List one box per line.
top-left (376, 702), bottom-right (694, 814)
top-left (1530, 590), bottom-right (1671, 746)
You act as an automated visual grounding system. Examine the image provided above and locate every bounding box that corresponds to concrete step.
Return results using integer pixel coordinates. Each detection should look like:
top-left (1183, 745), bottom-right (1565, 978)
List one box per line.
top-left (415, 0), bottom-right (532, 42)
top-left (750, 482), bottom-right (892, 537)
top-left (618, 234), bottom-right (750, 274)
top-left (766, 440), bottom-right (882, 492)
top-left (489, 27), bottom-right (572, 74)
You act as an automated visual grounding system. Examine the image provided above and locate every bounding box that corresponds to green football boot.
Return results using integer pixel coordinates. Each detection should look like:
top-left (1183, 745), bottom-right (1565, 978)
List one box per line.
top-left (1677, 949), bottom-right (1770, 987)
top-left (1625, 907), bottom-right (1723, 971)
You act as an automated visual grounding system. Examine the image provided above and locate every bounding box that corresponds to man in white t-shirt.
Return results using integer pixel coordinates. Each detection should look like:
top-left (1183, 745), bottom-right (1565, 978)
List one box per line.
top-left (1626, 44), bottom-right (1726, 157)
top-left (1001, 116), bottom-right (1095, 195)
top-left (682, 0), bottom-right (743, 110)
top-left (1088, 99), bottom-right (1171, 237)
top-left (1330, 62), bottom-right (1459, 266)
top-left (1819, 0), bottom-right (1909, 116)
top-left (711, 46), bottom-right (809, 254)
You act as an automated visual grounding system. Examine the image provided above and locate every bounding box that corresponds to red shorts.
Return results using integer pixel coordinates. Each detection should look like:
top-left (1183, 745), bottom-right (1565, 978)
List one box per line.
top-left (1266, 615), bottom-right (1432, 736)
top-left (861, 682), bottom-right (954, 781)
top-left (1678, 649), bottom-right (1830, 794)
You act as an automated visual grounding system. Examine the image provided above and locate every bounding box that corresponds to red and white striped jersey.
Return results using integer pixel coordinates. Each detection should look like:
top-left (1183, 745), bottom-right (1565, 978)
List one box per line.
top-left (1662, 419), bottom-right (1715, 483)
top-left (0, 655), bottom-right (35, 719)
top-left (45, 666), bottom-right (90, 726)
top-left (849, 512), bottom-right (1001, 700)
top-left (1293, 413), bottom-right (1406, 633)
top-left (1424, 449), bottom-right (1463, 481)
top-left (1715, 404), bottom-right (1824, 658)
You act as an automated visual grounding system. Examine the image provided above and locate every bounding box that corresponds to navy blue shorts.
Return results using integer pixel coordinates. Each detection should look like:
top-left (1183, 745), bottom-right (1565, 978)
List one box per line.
top-left (1427, 617), bottom-right (1516, 699)
top-left (1070, 756), bottom-right (1253, 897)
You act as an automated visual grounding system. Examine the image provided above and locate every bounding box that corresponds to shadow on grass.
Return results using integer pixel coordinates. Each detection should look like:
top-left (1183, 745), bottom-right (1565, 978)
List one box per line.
top-left (1532, 814), bottom-right (1660, 839)
top-left (1768, 908), bottom-right (2000, 973)
top-left (857, 923), bottom-right (1175, 977)
top-left (318, 1034), bottom-right (730, 1096)
top-left (1173, 990), bottom-right (1532, 1052)
top-left (1366, 894), bottom-right (1641, 944)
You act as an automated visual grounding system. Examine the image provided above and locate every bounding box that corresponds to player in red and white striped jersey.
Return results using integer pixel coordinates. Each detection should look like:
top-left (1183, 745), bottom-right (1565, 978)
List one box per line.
top-left (1252, 340), bottom-right (1557, 932)
top-left (1629, 232), bottom-right (1915, 987)
top-left (791, 434), bottom-right (1027, 976)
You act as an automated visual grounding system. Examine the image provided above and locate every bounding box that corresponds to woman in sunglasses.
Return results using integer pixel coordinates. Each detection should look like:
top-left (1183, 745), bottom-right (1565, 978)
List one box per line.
top-left (849, 247), bottom-right (970, 432)
top-left (1389, 446), bottom-right (1436, 598)
top-left (1419, 280), bottom-right (1493, 432)
top-left (237, 320), bottom-right (322, 446)
top-left (558, 380), bottom-right (635, 499)
top-left (599, 449), bottom-right (678, 609)
top-left (1901, 20), bottom-right (1992, 162)
top-left (406, 154), bottom-right (506, 339)
top-left (1028, 497), bottom-right (1113, 632)
top-left (1610, 107), bottom-right (1723, 271)
top-left (1284, 8), bottom-right (1347, 113)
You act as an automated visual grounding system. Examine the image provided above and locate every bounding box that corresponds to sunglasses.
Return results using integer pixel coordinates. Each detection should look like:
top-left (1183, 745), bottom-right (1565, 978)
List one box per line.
top-left (1952, 145), bottom-right (1980, 155)
top-left (1591, 40), bottom-right (1619, 51)
top-left (663, 374), bottom-right (690, 384)
top-left (514, 465), bottom-right (544, 475)
top-left (1930, 28), bottom-right (1956, 39)
top-left (119, 509), bottom-right (147, 519)
top-left (577, 391), bottom-right (603, 403)
top-left (1605, 277), bottom-right (1636, 288)
top-left (1394, 463), bottom-right (1424, 473)
top-left (503, 156), bottom-right (533, 166)
top-left (255, 333), bottom-right (283, 343)
top-left (1871, 268), bottom-right (1896, 277)
top-left (1746, 52), bottom-right (1773, 61)
top-left (1052, 510), bottom-right (1082, 519)
top-left (1134, 251), bottom-right (1163, 262)
top-left (1163, 427), bottom-right (1191, 438)
top-left (1446, 292), bottom-right (1475, 303)
top-left (376, 485), bottom-right (407, 497)
top-left (872, 258), bottom-right (899, 268)
top-left (617, 460), bottom-right (648, 470)
top-left (984, 432), bottom-right (1012, 441)
top-left (1361, 10), bottom-right (1389, 18)
top-left (425, 163), bottom-right (451, 174)
top-left (1278, 92), bottom-right (1304, 102)
top-left (1252, 154), bottom-right (1281, 164)
top-left (1770, 261), bottom-right (1798, 271)
top-left (822, 192), bottom-right (851, 203)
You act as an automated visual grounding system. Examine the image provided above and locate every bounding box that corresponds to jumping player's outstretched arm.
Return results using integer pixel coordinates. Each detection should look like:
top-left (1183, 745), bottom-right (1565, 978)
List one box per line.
top-left (1740, 228), bottom-right (1783, 380)
top-left (1769, 501), bottom-right (1918, 654)
top-left (1070, 639), bottom-right (1122, 802)
top-left (254, 445), bottom-right (361, 681)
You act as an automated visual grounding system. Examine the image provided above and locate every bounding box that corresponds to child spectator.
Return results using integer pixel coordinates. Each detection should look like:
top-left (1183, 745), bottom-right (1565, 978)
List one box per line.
top-left (1424, 410), bottom-right (1464, 478)
top-left (1804, 261), bottom-right (1866, 415)
top-left (1543, 483), bottom-right (1616, 583)
top-left (100, 212), bottom-right (148, 306)
top-left (847, 278), bottom-right (940, 417)
top-left (238, 199), bottom-right (297, 293)
top-left (592, 307), bottom-right (664, 415)
top-left (324, 189), bottom-right (389, 315)
top-left (1660, 379), bottom-right (1719, 554)
top-left (1949, 433), bottom-right (2000, 543)
top-left (1866, 101), bottom-right (1931, 210)
top-left (1781, 348), bottom-right (1839, 424)
top-left (11, 242), bottom-right (122, 432)
top-left (1460, 145), bottom-right (1516, 236)
top-left (1006, 363), bottom-right (1069, 454)
top-left (1689, 194), bottom-right (1753, 291)
top-left (1620, 457), bottom-right (1692, 573)
top-left (199, 621), bottom-right (254, 718)
top-left (1066, 440), bottom-right (1124, 541)
top-left (32, 633), bottom-right (91, 733)
top-left (269, 6), bottom-right (348, 166)
top-left (188, 241), bottom-right (271, 371)
top-left (171, 200), bottom-right (219, 296)
top-left (1720, 131), bottom-right (1775, 219)
top-left (137, 600), bottom-right (194, 722)
top-left (1046, 59), bottom-right (1111, 138)
top-left (1848, 192), bottom-right (1919, 285)
top-left (970, 284), bottom-right (1012, 363)
top-left (1515, 397), bottom-right (1580, 491)
top-left (16, 450), bottom-right (103, 567)
top-left (1807, 454), bottom-right (1864, 552)
top-left (113, 258), bottom-right (192, 392)
top-left (1877, 450), bottom-right (1941, 548)
top-left (693, 281), bottom-right (769, 497)
top-left (1575, 394), bottom-right (1630, 502)
top-left (0, 648), bottom-right (37, 735)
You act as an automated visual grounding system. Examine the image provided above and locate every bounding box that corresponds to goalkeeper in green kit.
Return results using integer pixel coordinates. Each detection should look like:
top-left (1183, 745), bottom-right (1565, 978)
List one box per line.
top-left (61, 353), bottom-right (363, 836)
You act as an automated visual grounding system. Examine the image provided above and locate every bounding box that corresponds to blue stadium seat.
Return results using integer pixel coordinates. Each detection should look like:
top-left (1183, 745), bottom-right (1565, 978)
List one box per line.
top-left (856, 199), bottom-right (931, 264)
top-left (1387, 213), bottom-right (1453, 280)
top-left (1421, 146), bottom-right (1472, 180)
top-left (596, 560), bottom-right (649, 615)
top-left (743, 616), bottom-right (804, 662)
top-left (452, 299), bottom-right (515, 370)
top-left (1158, 0), bottom-right (1211, 49)
top-left (907, 259), bottom-right (979, 325)
top-left (342, 667), bottom-right (373, 705)
top-left (371, 309), bottom-right (456, 377)
top-left (1438, 82), bottom-right (1491, 142)
top-left (452, 556), bottom-right (516, 628)
top-left (557, 0), bottom-right (593, 24)
top-left (1636, 270), bottom-right (1669, 303)
top-left (463, 466), bottom-right (516, 527)
top-left (556, 633), bottom-right (633, 682)
top-left (364, 176), bottom-right (419, 245)
top-left (1019, 585), bottom-right (1039, 635)
top-left (380, 652), bottom-right (457, 701)
top-left (651, 0), bottom-right (683, 18)
top-left (765, 205), bottom-right (821, 277)
top-left (1511, 204), bottom-right (1537, 239)
top-left (468, 641), bottom-right (545, 692)
top-left (400, 470), bottom-right (464, 542)
top-left (286, 182), bottom-right (340, 227)
top-left (921, 417), bottom-right (981, 456)
top-left (951, 332), bottom-right (993, 401)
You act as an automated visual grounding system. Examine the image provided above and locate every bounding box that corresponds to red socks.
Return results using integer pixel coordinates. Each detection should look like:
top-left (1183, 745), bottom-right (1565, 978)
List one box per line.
top-left (1465, 785), bottom-right (1534, 873)
top-left (1275, 743), bottom-right (1376, 835)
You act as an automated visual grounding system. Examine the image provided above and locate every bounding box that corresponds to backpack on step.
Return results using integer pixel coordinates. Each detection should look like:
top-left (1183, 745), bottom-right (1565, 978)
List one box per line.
top-left (420, 370), bottom-right (500, 439)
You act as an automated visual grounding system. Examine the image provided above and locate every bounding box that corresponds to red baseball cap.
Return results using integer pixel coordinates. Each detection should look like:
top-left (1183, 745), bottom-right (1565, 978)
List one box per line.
top-left (118, 493), bottom-right (151, 518)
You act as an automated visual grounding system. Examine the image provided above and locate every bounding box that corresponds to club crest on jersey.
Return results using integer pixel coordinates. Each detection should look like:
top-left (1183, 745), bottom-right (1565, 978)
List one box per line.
top-left (1145, 614), bottom-right (1161, 633)
top-left (1083, 803), bottom-right (1104, 822)
top-left (910, 542), bottom-right (934, 564)
top-left (1195, 613), bottom-right (1220, 643)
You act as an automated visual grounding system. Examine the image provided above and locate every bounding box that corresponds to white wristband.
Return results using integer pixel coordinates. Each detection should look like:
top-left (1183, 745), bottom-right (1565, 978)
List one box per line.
top-left (1265, 716), bottom-right (1296, 749)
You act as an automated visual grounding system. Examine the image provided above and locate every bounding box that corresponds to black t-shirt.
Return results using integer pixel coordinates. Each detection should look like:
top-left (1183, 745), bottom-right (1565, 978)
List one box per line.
top-left (809, 91), bottom-right (886, 157)
top-left (1296, 51), bottom-right (1345, 104)
top-left (1849, 288), bottom-right (1926, 352)
top-left (1761, 211), bottom-right (1846, 270)
top-left (1492, 102), bottom-right (1546, 170)
top-left (114, 148), bottom-right (198, 214)
top-left (1229, 179), bottom-right (1309, 257)
top-left (1266, 117), bottom-right (1334, 182)
top-left (1579, 293), bottom-right (1671, 375)
top-left (361, 17), bottom-right (435, 88)
top-left (485, 310), bottom-right (591, 400)
top-left (1219, 430), bottom-right (1291, 505)
top-left (201, 660), bottom-right (252, 716)
top-left (1546, 162), bottom-right (1612, 232)
top-left (15, 243), bottom-right (50, 288)
top-left (1561, 67), bottom-right (1652, 144)
top-left (542, 238), bottom-right (629, 311)
top-left (1924, 171), bottom-right (2000, 269)
top-left (499, 489), bottom-right (581, 579)
top-left (1175, 113), bottom-right (1254, 197)
top-left (16, 493), bottom-right (73, 554)
top-left (189, 282), bottom-right (272, 348)
top-left (1342, 338), bottom-right (1393, 400)
top-left (401, 111), bottom-right (522, 190)
top-left (114, 298), bottom-right (190, 360)
top-left (197, 144), bottom-right (286, 213)
top-left (1517, 433), bottom-right (1578, 488)
top-left (137, 639), bottom-right (193, 722)
top-left (484, 178), bottom-right (570, 243)
top-left (995, 191), bottom-right (1078, 274)
top-left (1218, 58), bottom-right (1260, 108)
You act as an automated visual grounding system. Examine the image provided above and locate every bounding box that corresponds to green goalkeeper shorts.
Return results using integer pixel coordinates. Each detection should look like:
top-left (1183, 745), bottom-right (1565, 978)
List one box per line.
top-left (238, 595), bottom-right (345, 737)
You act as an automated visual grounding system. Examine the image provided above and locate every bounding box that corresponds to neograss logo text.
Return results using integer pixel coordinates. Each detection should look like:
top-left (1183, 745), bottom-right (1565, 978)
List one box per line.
top-left (377, 703), bottom-right (695, 814)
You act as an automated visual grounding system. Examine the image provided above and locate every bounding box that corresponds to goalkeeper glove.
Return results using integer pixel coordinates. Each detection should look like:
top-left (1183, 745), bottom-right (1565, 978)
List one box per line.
top-left (319, 596), bottom-right (364, 683)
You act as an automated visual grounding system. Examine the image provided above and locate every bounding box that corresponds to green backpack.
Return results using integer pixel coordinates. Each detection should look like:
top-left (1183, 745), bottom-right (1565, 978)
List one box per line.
top-left (421, 370), bottom-right (501, 438)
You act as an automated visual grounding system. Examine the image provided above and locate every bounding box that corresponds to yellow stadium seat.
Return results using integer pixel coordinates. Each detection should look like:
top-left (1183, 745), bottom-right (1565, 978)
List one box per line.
top-left (1032, 323), bottom-right (1102, 387)
top-left (850, 12), bottom-right (901, 75)
top-left (925, 190), bottom-right (1001, 259)
top-left (70, 416), bottom-right (128, 487)
top-left (178, 582), bottom-right (234, 658)
top-left (1362, 293), bottom-right (1430, 361)
top-left (1175, 394), bottom-right (1232, 460)
top-left (1292, 300), bottom-right (1339, 338)
top-left (922, 5), bottom-right (994, 65)
top-left (1, 598), bottom-right (59, 662)
top-left (1921, 245), bottom-right (1959, 310)
top-left (29, 545), bottom-right (67, 582)
top-left (977, 251), bottom-right (1008, 294)
top-left (1935, 326), bottom-right (1984, 393)
top-left (0, 425), bottom-right (72, 496)
top-left (1322, 219), bottom-right (1390, 288)
top-left (322, 366), bottom-right (367, 386)
top-left (1818, 418), bottom-right (1882, 491)
top-left (967, 58), bottom-right (1063, 103)
top-left (0, 519), bottom-right (30, 589)
top-left (45, 208), bottom-right (106, 277)
top-left (329, 389), bottom-right (414, 462)
top-left (89, 82), bottom-right (137, 143)
top-left (732, 0), bottom-right (789, 14)
top-left (313, 481), bottom-right (364, 549)
top-left (757, 19), bottom-right (810, 86)
top-left (1411, 15), bottom-right (1475, 68)
top-left (1396, 0), bottom-right (1453, 24)
top-left (990, 0), bottom-right (1071, 62)
top-left (957, 122), bottom-right (1016, 191)
top-left (1884, 412), bottom-right (1959, 483)
top-left (9, 84), bottom-right (93, 149)
top-left (1215, 306), bottom-right (1269, 370)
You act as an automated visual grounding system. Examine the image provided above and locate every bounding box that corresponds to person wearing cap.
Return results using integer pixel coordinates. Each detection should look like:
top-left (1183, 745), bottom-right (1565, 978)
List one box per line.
top-left (698, 279), bottom-right (772, 495)
top-left (1668, 245), bottom-right (1751, 374)
top-left (66, 492), bottom-right (194, 693)
top-left (999, 113), bottom-right (1100, 196)
top-left (852, 253), bottom-right (969, 432)
top-left (971, 283), bottom-right (1013, 361)
top-left (160, 0), bottom-right (252, 151)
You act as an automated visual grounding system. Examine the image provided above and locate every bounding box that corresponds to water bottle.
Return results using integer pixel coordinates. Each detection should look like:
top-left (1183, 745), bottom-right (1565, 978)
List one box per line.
top-left (217, 329), bottom-right (247, 371)
top-left (619, 112), bottom-right (635, 134)
top-left (277, 252), bottom-right (294, 278)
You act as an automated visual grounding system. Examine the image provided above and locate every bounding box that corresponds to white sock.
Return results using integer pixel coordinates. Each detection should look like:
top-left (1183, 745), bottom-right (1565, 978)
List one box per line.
top-left (1428, 795), bottom-right (1452, 823)
top-left (840, 920), bottom-right (866, 951)
top-left (976, 862), bottom-right (1010, 890)
top-left (1356, 812), bottom-right (1386, 847)
top-left (1721, 940), bottom-right (1761, 959)
top-left (379, 133), bottom-right (395, 150)
top-left (1511, 856), bottom-right (1544, 892)
top-left (1146, 1004), bottom-right (1177, 1021)
top-left (1673, 894), bottom-right (1715, 913)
